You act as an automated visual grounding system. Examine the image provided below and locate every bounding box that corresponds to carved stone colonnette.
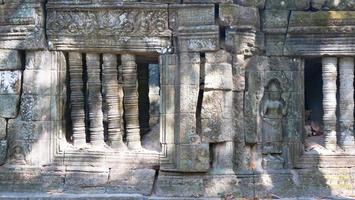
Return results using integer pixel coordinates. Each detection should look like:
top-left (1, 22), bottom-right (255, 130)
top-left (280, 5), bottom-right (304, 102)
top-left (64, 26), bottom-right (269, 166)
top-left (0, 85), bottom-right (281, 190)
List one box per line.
top-left (68, 52), bottom-right (142, 150)
top-left (322, 57), bottom-right (355, 151)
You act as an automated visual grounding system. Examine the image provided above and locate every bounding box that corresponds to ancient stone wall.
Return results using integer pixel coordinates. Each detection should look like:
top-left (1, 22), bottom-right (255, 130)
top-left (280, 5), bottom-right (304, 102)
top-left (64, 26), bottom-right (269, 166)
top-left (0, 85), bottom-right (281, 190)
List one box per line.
top-left (0, 0), bottom-right (355, 199)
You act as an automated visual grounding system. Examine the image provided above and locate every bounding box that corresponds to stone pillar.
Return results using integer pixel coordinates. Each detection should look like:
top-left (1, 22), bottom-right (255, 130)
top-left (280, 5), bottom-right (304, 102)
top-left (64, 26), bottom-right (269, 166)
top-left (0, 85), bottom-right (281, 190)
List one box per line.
top-left (339, 57), bottom-right (355, 150)
top-left (86, 53), bottom-right (105, 147)
top-left (69, 52), bottom-right (86, 146)
top-left (102, 54), bottom-right (125, 149)
top-left (122, 54), bottom-right (141, 150)
top-left (148, 64), bottom-right (160, 128)
top-left (322, 57), bottom-right (337, 151)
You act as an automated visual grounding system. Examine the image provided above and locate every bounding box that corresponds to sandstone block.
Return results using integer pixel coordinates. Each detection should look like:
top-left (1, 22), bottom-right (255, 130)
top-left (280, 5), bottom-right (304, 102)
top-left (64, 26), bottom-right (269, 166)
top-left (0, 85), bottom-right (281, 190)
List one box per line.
top-left (179, 85), bottom-right (199, 113)
top-left (0, 140), bottom-right (7, 165)
top-left (205, 51), bottom-right (233, 90)
top-left (22, 69), bottom-right (52, 95)
top-left (201, 91), bottom-right (234, 142)
top-left (0, 71), bottom-right (22, 95)
top-left (0, 50), bottom-right (22, 70)
top-left (0, 2), bottom-right (46, 49)
top-left (219, 4), bottom-right (260, 30)
top-left (177, 144), bottom-right (209, 172)
top-left (7, 120), bottom-right (50, 141)
top-left (179, 113), bottom-right (199, 144)
top-left (183, 0), bottom-right (232, 3)
top-left (0, 94), bottom-right (20, 118)
top-left (262, 10), bottom-right (290, 33)
top-left (265, 0), bottom-right (309, 10)
top-left (0, 118), bottom-right (6, 140)
top-left (234, 0), bottom-right (266, 8)
top-left (179, 53), bottom-right (200, 85)
top-left (204, 64), bottom-right (233, 90)
top-left (20, 95), bottom-right (51, 121)
top-left (107, 169), bottom-right (156, 195)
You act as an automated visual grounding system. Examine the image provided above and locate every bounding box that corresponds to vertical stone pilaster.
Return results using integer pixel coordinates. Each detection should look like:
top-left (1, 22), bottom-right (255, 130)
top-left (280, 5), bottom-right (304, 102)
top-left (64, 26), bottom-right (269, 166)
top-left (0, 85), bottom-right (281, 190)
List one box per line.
top-left (102, 54), bottom-right (125, 149)
top-left (322, 57), bottom-right (337, 151)
top-left (148, 64), bottom-right (160, 128)
top-left (69, 52), bottom-right (86, 146)
top-left (86, 53), bottom-right (105, 147)
top-left (122, 54), bottom-right (141, 150)
top-left (339, 57), bottom-right (355, 150)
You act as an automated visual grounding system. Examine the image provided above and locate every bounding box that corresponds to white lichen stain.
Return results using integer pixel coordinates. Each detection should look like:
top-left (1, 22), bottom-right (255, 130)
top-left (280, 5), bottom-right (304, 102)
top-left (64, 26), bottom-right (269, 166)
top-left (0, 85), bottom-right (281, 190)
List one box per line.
top-left (0, 71), bottom-right (20, 94)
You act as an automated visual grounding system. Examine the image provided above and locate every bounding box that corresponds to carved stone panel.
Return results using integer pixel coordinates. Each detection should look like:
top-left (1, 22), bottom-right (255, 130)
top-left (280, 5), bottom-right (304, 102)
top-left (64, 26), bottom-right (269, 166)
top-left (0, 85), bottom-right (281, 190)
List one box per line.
top-left (46, 3), bottom-right (171, 52)
top-left (0, 2), bottom-right (46, 49)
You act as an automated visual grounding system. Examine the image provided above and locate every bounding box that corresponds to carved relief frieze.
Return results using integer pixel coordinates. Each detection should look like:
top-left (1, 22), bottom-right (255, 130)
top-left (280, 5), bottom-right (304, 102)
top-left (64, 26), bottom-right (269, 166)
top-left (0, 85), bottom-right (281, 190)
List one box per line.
top-left (46, 4), bottom-right (172, 52)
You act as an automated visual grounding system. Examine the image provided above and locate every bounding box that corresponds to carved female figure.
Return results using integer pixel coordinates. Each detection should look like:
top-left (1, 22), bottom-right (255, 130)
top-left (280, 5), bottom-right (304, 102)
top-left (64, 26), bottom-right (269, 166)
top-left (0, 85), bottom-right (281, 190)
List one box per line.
top-left (260, 79), bottom-right (287, 167)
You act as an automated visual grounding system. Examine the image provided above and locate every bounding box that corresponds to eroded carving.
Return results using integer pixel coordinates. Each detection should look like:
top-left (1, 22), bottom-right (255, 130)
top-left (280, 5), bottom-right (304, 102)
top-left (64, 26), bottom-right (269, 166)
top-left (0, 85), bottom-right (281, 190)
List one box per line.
top-left (260, 79), bottom-right (287, 169)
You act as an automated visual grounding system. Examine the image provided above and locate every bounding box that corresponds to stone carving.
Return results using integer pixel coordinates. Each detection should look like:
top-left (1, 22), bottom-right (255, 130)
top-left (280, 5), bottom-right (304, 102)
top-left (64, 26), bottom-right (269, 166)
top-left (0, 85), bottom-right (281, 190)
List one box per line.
top-left (87, 53), bottom-right (105, 147)
top-left (7, 144), bottom-right (26, 165)
top-left (102, 54), bottom-right (125, 149)
top-left (122, 54), bottom-right (141, 150)
top-left (322, 57), bottom-right (337, 151)
top-left (47, 9), bottom-right (170, 37)
top-left (339, 57), bottom-right (355, 150)
top-left (260, 79), bottom-right (287, 169)
top-left (69, 52), bottom-right (86, 146)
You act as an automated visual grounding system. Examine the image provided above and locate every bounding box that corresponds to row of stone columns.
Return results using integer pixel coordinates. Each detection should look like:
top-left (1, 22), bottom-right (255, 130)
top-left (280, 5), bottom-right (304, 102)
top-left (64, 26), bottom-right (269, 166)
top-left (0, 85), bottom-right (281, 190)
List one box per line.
top-left (68, 52), bottom-right (141, 150)
top-left (322, 57), bottom-right (355, 151)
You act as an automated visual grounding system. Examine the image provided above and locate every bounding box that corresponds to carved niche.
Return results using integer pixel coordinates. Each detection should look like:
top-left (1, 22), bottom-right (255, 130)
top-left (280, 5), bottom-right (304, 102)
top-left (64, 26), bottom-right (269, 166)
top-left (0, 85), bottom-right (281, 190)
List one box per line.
top-left (260, 76), bottom-right (288, 170)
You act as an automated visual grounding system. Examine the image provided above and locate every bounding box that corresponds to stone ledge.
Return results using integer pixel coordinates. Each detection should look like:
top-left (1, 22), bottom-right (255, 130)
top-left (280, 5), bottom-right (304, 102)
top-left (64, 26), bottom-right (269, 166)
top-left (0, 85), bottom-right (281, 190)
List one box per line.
top-left (296, 152), bottom-right (355, 169)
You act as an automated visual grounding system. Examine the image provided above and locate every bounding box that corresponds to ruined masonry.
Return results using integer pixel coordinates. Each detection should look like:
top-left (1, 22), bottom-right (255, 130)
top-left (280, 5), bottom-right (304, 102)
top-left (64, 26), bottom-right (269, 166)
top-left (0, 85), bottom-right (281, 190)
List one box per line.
top-left (0, 0), bottom-right (355, 199)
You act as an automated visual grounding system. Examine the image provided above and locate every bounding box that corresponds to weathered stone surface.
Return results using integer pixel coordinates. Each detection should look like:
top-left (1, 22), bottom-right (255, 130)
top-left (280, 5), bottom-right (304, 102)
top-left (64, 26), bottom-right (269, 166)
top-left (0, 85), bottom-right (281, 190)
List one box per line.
top-left (201, 91), bottom-right (233, 142)
top-left (0, 2), bottom-right (46, 49)
top-left (46, 3), bottom-right (171, 52)
top-left (0, 94), bottom-right (20, 118)
top-left (183, 0), bottom-right (232, 3)
top-left (234, 0), bottom-right (266, 9)
top-left (265, 0), bottom-right (309, 10)
top-left (0, 140), bottom-right (7, 165)
top-left (157, 174), bottom-right (241, 197)
top-left (177, 144), bottom-right (209, 172)
top-left (107, 169), bottom-right (156, 195)
top-left (20, 95), bottom-right (51, 121)
top-left (178, 113), bottom-right (199, 144)
top-left (0, 71), bottom-right (22, 95)
top-left (262, 10), bottom-right (290, 34)
top-left (7, 120), bottom-right (50, 141)
top-left (171, 5), bottom-right (219, 52)
top-left (0, 50), bottom-right (22, 70)
top-left (232, 54), bottom-right (246, 91)
top-left (0, 118), bottom-right (6, 140)
top-left (219, 4), bottom-right (260, 30)
top-left (285, 11), bottom-right (355, 56)
top-left (22, 70), bottom-right (51, 95)
top-left (204, 50), bottom-right (233, 90)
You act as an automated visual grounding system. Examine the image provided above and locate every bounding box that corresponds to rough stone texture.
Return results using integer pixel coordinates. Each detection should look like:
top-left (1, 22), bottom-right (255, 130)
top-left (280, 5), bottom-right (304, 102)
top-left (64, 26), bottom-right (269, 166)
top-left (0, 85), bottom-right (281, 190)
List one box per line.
top-left (204, 50), bottom-right (233, 90)
top-left (0, 50), bottom-right (22, 70)
top-left (0, 140), bottom-right (7, 165)
top-left (201, 91), bottom-right (233, 143)
top-left (0, 1), bottom-right (46, 49)
top-left (177, 144), bottom-right (210, 172)
top-left (0, 1), bottom-right (355, 199)
top-left (0, 94), bottom-right (20, 118)
top-left (0, 118), bottom-right (5, 140)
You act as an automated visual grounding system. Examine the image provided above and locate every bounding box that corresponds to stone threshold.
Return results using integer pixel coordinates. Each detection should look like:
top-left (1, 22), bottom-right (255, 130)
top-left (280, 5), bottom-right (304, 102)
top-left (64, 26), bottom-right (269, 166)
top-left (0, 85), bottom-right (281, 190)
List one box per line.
top-left (296, 152), bottom-right (355, 169)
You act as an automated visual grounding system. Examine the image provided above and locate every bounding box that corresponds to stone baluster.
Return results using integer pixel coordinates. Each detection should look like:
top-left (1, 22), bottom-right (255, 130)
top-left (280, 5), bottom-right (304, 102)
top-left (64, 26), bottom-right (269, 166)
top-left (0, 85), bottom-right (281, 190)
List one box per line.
top-left (322, 57), bottom-right (337, 151)
top-left (122, 54), bottom-right (141, 150)
top-left (86, 53), bottom-right (105, 147)
top-left (339, 57), bottom-right (355, 150)
top-left (102, 54), bottom-right (125, 149)
top-left (69, 52), bottom-right (86, 146)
